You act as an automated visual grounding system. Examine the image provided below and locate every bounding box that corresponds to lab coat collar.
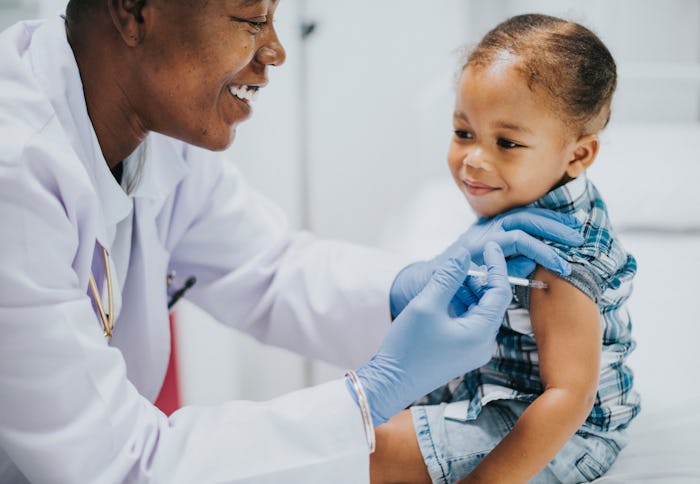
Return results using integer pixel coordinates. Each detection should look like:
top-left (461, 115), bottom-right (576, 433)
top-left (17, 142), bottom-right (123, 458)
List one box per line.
top-left (128, 136), bottom-right (189, 203)
top-left (28, 16), bottom-right (188, 241)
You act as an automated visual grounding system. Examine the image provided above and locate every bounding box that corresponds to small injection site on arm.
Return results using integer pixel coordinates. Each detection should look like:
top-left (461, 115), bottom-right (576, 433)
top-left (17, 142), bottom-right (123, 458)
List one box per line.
top-left (467, 269), bottom-right (548, 289)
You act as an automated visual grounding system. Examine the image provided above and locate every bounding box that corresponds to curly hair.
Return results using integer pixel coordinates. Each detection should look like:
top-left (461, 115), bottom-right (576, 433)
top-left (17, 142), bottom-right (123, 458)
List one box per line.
top-left (466, 14), bottom-right (617, 134)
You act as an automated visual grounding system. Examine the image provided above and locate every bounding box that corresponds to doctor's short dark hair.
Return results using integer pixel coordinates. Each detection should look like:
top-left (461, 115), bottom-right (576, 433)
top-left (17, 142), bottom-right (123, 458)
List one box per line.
top-left (65, 0), bottom-right (103, 22)
top-left (465, 13), bottom-right (617, 135)
top-left (66, 0), bottom-right (151, 22)
top-left (66, 0), bottom-right (206, 22)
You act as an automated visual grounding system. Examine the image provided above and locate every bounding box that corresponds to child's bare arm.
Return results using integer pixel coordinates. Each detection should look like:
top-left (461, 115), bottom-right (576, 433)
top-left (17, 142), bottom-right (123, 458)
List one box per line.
top-left (370, 410), bottom-right (431, 484)
top-left (459, 266), bottom-right (601, 484)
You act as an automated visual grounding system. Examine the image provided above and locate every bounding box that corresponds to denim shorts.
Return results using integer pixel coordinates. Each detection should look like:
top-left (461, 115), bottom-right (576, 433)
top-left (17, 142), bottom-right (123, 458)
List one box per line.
top-left (411, 400), bottom-right (627, 484)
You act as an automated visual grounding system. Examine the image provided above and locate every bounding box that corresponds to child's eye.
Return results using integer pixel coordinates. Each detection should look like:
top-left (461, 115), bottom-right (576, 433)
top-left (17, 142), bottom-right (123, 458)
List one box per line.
top-left (454, 130), bottom-right (473, 140)
top-left (497, 138), bottom-right (521, 149)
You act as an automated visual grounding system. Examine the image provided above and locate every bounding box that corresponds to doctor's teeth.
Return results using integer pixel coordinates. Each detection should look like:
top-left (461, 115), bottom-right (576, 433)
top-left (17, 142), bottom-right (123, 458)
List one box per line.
top-left (229, 85), bottom-right (258, 103)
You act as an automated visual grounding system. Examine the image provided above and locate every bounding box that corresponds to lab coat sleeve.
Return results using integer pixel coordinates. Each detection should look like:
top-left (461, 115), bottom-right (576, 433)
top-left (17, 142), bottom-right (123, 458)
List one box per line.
top-left (0, 143), bottom-right (372, 484)
top-left (167, 147), bottom-right (411, 368)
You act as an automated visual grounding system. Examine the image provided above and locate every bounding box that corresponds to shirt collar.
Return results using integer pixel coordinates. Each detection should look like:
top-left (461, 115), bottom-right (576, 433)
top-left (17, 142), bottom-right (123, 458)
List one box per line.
top-left (128, 136), bottom-right (188, 202)
top-left (529, 173), bottom-right (590, 216)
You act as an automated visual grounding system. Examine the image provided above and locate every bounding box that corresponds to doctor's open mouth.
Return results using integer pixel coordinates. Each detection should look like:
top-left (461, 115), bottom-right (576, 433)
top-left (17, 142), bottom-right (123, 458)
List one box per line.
top-left (228, 84), bottom-right (260, 104)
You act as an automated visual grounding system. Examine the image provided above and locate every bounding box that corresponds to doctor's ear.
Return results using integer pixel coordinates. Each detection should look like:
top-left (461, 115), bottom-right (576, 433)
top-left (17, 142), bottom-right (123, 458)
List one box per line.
top-left (565, 133), bottom-right (600, 179)
top-left (108, 0), bottom-right (147, 47)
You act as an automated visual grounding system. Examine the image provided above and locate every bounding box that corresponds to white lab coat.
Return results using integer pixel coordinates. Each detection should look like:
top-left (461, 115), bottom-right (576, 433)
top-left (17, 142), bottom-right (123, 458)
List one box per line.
top-left (0, 17), bottom-right (407, 483)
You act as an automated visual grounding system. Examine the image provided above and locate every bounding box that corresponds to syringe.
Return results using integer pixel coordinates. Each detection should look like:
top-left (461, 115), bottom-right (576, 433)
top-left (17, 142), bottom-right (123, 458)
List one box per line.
top-left (467, 269), bottom-right (548, 289)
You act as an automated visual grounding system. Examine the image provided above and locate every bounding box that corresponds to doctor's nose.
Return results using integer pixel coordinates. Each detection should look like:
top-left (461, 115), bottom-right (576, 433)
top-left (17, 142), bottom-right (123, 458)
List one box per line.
top-left (256, 28), bottom-right (286, 67)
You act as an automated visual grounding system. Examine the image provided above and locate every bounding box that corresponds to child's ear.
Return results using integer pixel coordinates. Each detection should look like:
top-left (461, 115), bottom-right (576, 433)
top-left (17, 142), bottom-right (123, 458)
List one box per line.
top-left (566, 134), bottom-right (599, 178)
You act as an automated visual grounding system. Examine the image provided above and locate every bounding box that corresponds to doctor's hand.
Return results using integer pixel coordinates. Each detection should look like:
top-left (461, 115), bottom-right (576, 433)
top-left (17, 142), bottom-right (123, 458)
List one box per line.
top-left (389, 207), bottom-right (584, 317)
top-left (353, 243), bottom-right (511, 427)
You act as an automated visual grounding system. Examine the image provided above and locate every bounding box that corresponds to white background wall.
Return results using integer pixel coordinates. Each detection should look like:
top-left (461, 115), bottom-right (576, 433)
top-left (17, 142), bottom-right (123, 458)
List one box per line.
top-left (3, 0), bottom-right (699, 404)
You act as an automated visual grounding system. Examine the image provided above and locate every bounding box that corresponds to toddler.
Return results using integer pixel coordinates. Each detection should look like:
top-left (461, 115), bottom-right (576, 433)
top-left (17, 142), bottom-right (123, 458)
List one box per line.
top-left (371, 13), bottom-right (638, 484)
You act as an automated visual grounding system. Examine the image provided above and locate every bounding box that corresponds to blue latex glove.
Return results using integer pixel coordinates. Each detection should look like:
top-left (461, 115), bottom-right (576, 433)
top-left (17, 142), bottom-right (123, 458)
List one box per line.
top-left (390, 207), bottom-right (584, 318)
top-left (352, 243), bottom-right (512, 426)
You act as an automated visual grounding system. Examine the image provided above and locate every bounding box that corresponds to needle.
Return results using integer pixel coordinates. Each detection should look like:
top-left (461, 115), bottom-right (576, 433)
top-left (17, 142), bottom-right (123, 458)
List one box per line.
top-left (467, 269), bottom-right (548, 289)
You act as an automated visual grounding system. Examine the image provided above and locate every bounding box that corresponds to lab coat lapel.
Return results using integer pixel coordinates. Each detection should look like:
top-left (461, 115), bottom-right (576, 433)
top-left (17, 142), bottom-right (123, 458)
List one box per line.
top-left (28, 16), bottom-right (114, 248)
top-left (110, 196), bottom-right (171, 401)
top-left (29, 17), bottom-right (191, 400)
top-left (109, 138), bottom-right (188, 401)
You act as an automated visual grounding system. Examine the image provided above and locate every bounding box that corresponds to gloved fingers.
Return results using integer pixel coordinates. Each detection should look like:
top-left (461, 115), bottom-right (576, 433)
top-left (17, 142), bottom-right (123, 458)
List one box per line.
top-left (448, 298), bottom-right (469, 317)
top-left (464, 261), bottom-right (488, 299)
top-left (450, 258), bottom-right (491, 314)
top-left (418, 247), bottom-right (472, 308)
top-left (464, 243), bottom-right (512, 322)
top-left (389, 261), bottom-right (431, 318)
top-left (433, 235), bottom-right (470, 265)
top-left (497, 206), bottom-right (581, 228)
top-left (483, 242), bottom-right (509, 283)
top-left (452, 284), bottom-right (479, 314)
top-left (493, 230), bottom-right (572, 276)
top-left (498, 208), bottom-right (584, 246)
top-left (506, 256), bottom-right (536, 279)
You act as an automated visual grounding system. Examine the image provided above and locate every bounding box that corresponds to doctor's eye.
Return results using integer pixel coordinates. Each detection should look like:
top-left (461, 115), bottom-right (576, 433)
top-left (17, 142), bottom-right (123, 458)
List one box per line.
top-left (497, 138), bottom-right (522, 149)
top-left (230, 17), bottom-right (268, 34)
top-left (247, 20), bottom-right (267, 31)
top-left (454, 130), bottom-right (474, 140)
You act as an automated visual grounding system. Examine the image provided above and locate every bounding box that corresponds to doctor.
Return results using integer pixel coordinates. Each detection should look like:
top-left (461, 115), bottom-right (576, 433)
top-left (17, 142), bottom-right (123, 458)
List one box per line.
top-left (0, 1), bottom-right (584, 482)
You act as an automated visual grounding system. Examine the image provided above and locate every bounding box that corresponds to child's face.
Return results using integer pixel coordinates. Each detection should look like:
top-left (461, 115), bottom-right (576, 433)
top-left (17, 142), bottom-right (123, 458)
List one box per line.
top-left (448, 57), bottom-right (582, 218)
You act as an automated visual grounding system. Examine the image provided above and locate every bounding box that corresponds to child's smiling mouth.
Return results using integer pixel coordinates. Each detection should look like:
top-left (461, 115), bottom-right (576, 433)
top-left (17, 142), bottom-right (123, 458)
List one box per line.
top-left (463, 178), bottom-right (500, 196)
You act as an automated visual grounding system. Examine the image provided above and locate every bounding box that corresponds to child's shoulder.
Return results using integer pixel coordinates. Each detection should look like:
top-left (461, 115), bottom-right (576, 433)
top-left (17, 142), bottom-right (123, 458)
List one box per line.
top-left (531, 176), bottom-right (636, 302)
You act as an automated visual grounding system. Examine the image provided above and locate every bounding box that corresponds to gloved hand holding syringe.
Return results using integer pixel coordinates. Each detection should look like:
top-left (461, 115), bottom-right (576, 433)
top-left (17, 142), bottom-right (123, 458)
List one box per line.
top-left (467, 268), bottom-right (548, 289)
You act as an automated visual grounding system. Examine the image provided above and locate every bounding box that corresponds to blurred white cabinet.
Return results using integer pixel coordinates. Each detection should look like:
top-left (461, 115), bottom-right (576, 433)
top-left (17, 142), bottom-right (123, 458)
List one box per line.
top-left (0, 0), bottom-right (38, 28)
top-left (302, 0), bottom-right (471, 245)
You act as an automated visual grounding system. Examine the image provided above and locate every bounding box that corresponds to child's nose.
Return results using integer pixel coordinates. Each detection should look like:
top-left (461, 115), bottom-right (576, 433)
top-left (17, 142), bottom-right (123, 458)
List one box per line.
top-left (462, 148), bottom-right (492, 170)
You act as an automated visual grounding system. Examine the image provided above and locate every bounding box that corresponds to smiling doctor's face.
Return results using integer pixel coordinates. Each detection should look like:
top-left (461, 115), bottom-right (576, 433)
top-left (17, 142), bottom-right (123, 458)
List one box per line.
top-left (124, 0), bottom-right (285, 151)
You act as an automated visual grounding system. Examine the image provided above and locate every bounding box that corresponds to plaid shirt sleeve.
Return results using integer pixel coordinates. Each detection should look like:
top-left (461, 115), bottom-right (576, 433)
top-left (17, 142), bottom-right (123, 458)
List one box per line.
top-left (417, 174), bottom-right (640, 433)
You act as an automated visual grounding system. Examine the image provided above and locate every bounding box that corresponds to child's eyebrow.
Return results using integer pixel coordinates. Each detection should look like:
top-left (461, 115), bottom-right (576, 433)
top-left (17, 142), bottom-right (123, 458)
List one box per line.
top-left (494, 120), bottom-right (533, 134)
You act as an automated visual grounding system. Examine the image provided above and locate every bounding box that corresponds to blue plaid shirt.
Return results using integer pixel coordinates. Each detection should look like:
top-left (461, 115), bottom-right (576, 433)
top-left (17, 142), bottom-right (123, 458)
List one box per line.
top-left (419, 174), bottom-right (640, 433)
